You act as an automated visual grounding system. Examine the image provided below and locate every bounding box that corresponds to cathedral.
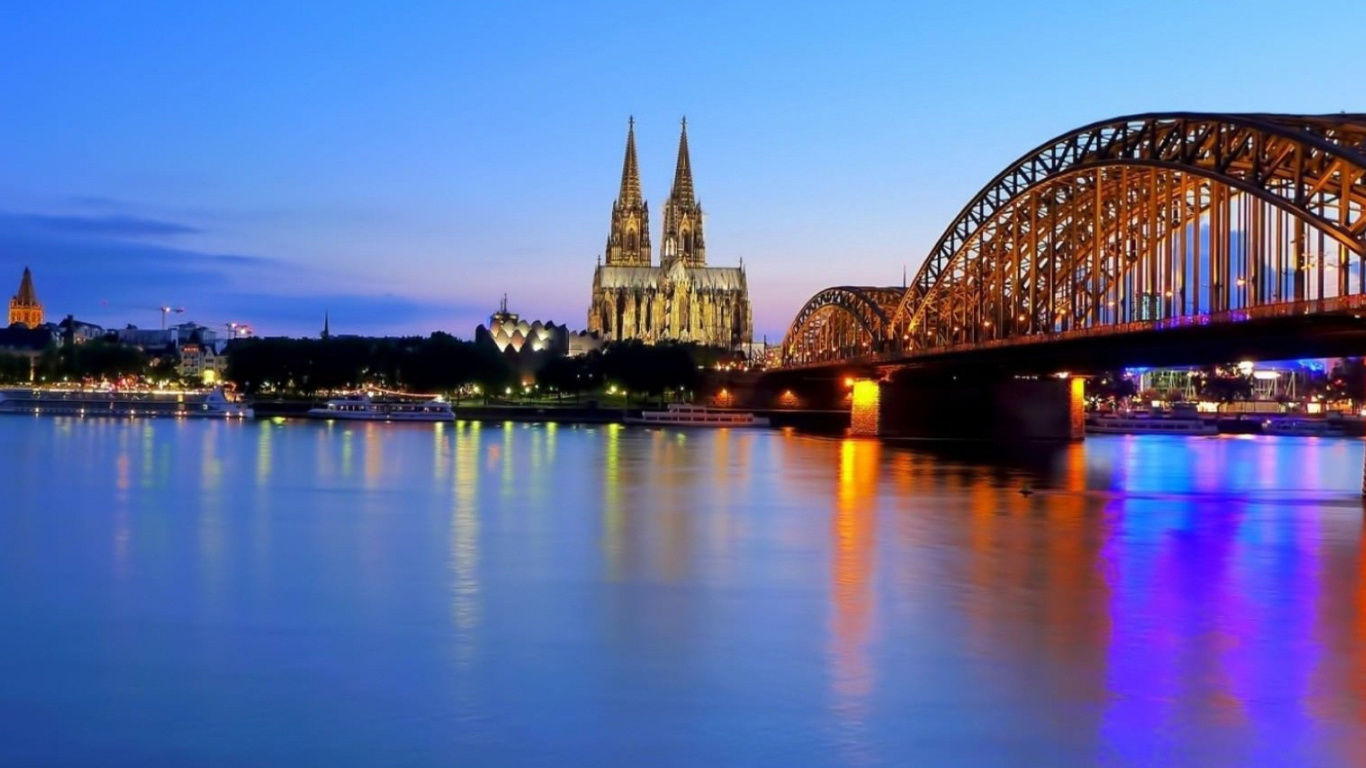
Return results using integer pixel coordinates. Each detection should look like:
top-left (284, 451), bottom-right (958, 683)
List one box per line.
top-left (587, 119), bottom-right (752, 349)
top-left (7, 267), bottom-right (43, 328)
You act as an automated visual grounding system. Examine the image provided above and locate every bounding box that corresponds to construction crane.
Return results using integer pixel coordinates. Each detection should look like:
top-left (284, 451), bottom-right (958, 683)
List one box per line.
top-left (223, 321), bottom-right (253, 339)
top-left (158, 306), bottom-right (185, 330)
top-left (97, 300), bottom-right (186, 330)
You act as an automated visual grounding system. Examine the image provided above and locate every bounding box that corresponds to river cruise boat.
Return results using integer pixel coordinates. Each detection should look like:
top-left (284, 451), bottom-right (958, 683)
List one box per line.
top-left (307, 394), bottom-right (454, 422)
top-left (626, 403), bottom-right (770, 428)
top-left (0, 387), bottom-right (253, 419)
top-left (1262, 417), bottom-right (1347, 437)
top-left (1086, 412), bottom-right (1217, 436)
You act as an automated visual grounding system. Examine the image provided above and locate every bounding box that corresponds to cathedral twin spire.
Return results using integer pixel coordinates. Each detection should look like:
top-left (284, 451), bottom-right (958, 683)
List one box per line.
top-left (603, 117), bottom-right (704, 269)
top-left (618, 117), bottom-right (643, 206)
top-left (604, 117), bottom-right (651, 267)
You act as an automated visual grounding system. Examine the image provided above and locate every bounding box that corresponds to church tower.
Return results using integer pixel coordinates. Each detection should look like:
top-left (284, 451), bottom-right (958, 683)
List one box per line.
top-left (7, 267), bottom-right (43, 328)
top-left (603, 118), bottom-right (652, 267)
top-left (660, 118), bottom-right (706, 270)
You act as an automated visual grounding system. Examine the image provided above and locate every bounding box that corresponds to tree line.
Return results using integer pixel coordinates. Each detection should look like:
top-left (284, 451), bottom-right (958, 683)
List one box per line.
top-left (226, 334), bottom-right (734, 402)
top-left (0, 341), bottom-right (154, 385)
top-left (537, 340), bottom-right (731, 402)
top-left (225, 333), bottom-right (512, 396)
top-left (0, 334), bottom-right (736, 401)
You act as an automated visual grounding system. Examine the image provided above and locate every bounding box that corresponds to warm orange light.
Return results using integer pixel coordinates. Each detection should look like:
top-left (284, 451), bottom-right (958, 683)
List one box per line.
top-left (843, 377), bottom-right (854, 387)
top-left (850, 379), bottom-right (880, 436)
top-left (852, 380), bottom-right (879, 408)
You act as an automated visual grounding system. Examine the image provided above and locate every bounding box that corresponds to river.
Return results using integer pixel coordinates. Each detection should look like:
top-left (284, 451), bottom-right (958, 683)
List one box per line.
top-left (1, 418), bottom-right (1363, 766)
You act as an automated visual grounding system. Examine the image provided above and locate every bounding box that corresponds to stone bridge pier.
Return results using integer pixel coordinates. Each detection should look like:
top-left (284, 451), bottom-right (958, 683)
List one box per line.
top-left (850, 373), bottom-right (1085, 442)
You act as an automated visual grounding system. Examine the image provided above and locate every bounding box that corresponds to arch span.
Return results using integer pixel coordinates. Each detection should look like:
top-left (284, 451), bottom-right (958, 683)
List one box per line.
top-left (781, 286), bottom-right (903, 366)
top-left (782, 113), bottom-right (1366, 367)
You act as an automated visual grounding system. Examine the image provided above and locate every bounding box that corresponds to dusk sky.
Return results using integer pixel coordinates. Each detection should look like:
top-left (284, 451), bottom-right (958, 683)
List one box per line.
top-left (2, 1), bottom-right (1362, 340)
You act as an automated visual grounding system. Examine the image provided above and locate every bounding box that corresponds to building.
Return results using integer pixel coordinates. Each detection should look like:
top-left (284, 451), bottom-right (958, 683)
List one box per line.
top-left (116, 322), bottom-right (217, 354)
top-left (474, 297), bottom-right (574, 384)
top-left (587, 119), bottom-right (752, 349)
top-left (567, 330), bottom-right (604, 357)
top-left (178, 341), bottom-right (228, 384)
top-left (49, 316), bottom-right (107, 345)
top-left (476, 296), bottom-right (567, 356)
top-left (7, 267), bottom-right (43, 328)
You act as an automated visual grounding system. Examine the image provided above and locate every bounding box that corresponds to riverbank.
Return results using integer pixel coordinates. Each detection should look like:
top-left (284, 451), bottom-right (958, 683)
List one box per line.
top-left (250, 400), bottom-right (629, 424)
top-left (248, 399), bottom-right (850, 431)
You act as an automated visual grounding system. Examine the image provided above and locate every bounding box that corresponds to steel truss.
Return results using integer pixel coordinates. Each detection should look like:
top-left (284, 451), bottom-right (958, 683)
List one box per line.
top-left (782, 113), bottom-right (1366, 367)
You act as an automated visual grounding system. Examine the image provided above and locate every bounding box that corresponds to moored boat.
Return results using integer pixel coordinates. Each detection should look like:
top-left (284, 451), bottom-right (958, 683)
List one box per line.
top-left (626, 403), bottom-right (770, 428)
top-left (1086, 412), bottom-right (1216, 435)
top-left (1262, 417), bottom-right (1347, 437)
top-left (0, 386), bottom-right (253, 419)
top-left (307, 394), bottom-right (454, 422)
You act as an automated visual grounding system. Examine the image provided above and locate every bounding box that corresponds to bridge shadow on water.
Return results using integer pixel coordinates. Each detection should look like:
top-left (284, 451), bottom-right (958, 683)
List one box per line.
top-left (787, 425), bottom-right (1366, 508)
top-left (874, 437), bottom-right (1087, 494)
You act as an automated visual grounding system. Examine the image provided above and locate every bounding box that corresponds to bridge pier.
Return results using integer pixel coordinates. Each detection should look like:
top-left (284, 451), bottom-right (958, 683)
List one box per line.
top-left (850, 379), bottom-right (881, 436)
top-left (849, 374), bottom-right (1085, 441)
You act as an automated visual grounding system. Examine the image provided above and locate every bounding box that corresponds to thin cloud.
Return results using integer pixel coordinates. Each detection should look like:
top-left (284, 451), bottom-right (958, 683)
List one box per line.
top-left (7, 212), bottom-right (202, 238)
top-left (0, 210), bottom-right (471, 337)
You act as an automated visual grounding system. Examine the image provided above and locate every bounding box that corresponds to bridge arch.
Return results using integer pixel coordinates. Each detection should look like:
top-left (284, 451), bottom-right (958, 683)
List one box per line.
top-left (781, 113), bottom-right (1366, 367)
top-left (892, 113), bottom-right (1366, 350)
top-left (781, 286), bottom-right (902, 365)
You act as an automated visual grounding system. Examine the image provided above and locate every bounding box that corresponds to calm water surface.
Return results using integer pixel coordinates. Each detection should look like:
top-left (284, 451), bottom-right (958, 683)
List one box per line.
top-left (1, 418), bottom-right (1365, 766)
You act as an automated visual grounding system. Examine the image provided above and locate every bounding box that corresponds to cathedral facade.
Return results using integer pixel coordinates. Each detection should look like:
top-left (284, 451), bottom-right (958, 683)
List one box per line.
top-left (7, 267), bottom-right (43, 328)
top-left (587, 119), bottom-right (752, 349)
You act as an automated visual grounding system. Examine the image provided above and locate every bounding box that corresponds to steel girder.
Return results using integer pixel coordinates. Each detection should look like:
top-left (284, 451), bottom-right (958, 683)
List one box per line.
top-left (781, 286), bottom-right (903, 365)
top-left (780, 113), bottom-right (1366, 368)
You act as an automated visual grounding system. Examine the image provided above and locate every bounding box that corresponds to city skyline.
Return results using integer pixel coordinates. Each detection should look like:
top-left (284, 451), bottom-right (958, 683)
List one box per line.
top-left (3, 1), bottom-right (1364, 339)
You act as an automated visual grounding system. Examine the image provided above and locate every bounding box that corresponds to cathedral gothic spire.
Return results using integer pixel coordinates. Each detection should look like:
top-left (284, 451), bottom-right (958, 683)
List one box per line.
top-left (670, 117), bottom-right (695, 205)
top-left (661, 117), bottom-right (705, 269)
top-left (7, 266), bottom-right (43, 329)
top-left (603, 117), bottom-right (652, 267)
top-left (619, 116), bottom-right (642, 205)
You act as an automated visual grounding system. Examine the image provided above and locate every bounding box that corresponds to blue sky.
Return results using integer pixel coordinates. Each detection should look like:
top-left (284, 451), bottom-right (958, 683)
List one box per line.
top-left (2, 1), bottom-right (1362, 340)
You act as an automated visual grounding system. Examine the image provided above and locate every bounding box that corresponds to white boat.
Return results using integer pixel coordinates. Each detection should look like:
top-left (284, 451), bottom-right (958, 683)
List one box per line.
top-left (307, 394), bottom-right (454, 422)
top-left (626, 403), bottom-right (770, 428)
top-left (1086, 413), bottom-right (1216, 435)
top-left (1262, 417), bottom-right (1347, 437)
top-left (0, 386), bottom-right (253, 419)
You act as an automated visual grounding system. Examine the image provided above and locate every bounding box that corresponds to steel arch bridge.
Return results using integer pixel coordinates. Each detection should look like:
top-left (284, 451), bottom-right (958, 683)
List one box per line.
top-left (781, 112), bottom-right (1366, 369)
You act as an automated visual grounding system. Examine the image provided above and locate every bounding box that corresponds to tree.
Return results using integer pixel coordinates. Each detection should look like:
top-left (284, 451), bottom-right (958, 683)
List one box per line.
top-left (226, 334), bottom-right (515, 399)
top-left (1089, 371), bottom-right (1138, 402)
top-left (0, 353), bottom-right (31, 384)
top-left (1198, 364), bottom-right (1253, 403)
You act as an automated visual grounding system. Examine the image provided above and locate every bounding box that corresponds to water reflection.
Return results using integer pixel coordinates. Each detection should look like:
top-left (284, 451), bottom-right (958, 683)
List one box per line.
top-left (3, 421), bottom-right (1366, 766)
top-left (601, 424), bottom-right (624, 578)
top-left (452, 420), bottom-right (481, 668)
top-left (830, 438), bottom-right (879, 764)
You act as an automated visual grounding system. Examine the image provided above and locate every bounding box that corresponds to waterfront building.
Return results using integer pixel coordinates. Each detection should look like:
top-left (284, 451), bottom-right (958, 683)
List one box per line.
top-left (476, 296), bottom-right (568, 355)
top-left (7, 267), bottom-right (43, 329)
top-left (117, 322), bottom-right (217, 353)
top-left (116, 326), bottom-right (178, 352)
top-left (476, 297), bottom-right (563, 384)
top-left (50, 316), bottom-right (107, 345)
top-left (566, 329), bottom-right (604, 357)
top-left (587, 119), bottom-right (752, 350)
top-left (178, 341), bottom-right (228, 384)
